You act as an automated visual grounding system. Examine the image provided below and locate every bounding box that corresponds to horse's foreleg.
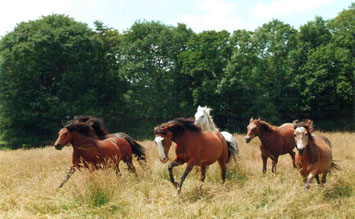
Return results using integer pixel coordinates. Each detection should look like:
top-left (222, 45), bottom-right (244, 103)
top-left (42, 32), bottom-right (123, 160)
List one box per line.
top-left (262, 154), bottom-right (268, 173)
top-left (305, 173), bottom-right (314, 189)
top-left (176, 166), bottom-right (193, 195)
top-left (57, 167), bottom-right (76, 189)
top-left (315, 175), bottom-right (320, 184)
top-left (289, 151), bottom-right (296, 168)
top-left (168, 161), bottom-right (179, 188)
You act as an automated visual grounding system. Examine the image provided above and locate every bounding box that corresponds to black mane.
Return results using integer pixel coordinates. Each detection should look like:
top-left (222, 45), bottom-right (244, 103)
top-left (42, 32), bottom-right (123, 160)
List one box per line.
top-left (69, 116), bottom-right (108, 139)
top-left (154, 118), bottom-right (201, 138)
top-left (65, 123), bottom-right (96, 138)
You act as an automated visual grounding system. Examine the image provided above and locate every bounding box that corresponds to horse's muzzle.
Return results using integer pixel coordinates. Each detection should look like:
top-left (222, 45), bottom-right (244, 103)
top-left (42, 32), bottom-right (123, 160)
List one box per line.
top-left (297, 148), bottom-right (305, 155)
top-left (54, 144), bottom-right (63, 150)
top-left (245, 137), bottom-right (251, 143)
top-left (160, 157), bottom-right (168, 163)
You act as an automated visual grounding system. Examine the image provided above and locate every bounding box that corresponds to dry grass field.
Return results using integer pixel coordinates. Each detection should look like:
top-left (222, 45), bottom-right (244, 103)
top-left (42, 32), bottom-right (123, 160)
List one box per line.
top-left (0, 132), bottom-right (354, 218)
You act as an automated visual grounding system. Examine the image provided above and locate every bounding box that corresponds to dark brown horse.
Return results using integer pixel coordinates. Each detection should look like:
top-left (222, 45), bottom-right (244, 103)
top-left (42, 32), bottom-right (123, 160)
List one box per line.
top-left (293, 120), bottom-right (339, 189)
top-left (154, 118), bottom-right (237, 195)
top-left (69, 116), bottom-right (146, 162)
top-left (53, 123), bottom-right (136, 189)
top-left (245, 118), bottom-right (296, 173)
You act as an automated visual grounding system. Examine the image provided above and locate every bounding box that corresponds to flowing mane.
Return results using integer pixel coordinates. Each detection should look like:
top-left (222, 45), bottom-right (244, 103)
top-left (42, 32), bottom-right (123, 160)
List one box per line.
top-left (202, 107), bottom-right (219, 131)
top-left (69, 116), bottom-right (108, 139)
top-left (154, 118), bottom-right (201, 137)
top-left (65, 123), bottom-right (97, 139)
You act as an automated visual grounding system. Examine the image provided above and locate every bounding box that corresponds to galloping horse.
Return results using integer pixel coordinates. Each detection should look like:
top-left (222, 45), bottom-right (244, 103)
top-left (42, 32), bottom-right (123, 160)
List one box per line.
top-left (69, 116), bottom-right (146, 162)
top-left (53, 123), bottom-right (136, 189)
top-left (293, 120), bottom-right (339, 189)
top-left (245, 118), bottom-right (296, 173)
top-left (154, 118), bottom-right (238, 195)
top-left (194, 106), bottom-right (238, 159)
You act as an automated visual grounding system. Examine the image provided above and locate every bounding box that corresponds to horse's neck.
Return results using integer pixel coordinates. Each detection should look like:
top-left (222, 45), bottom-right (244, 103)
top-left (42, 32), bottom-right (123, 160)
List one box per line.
top-left (257, 128), bottom-right (277, 146)
top-left (204, 113), bottom-right (218, 131)
top-left (305, 138), bottom-right (320, 163)
top-left (71, 132), bottom-right (96, 149)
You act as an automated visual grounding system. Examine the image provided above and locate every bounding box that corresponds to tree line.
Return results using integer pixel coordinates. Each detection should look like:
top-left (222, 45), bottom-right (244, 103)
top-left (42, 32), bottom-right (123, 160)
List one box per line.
top-left (0, 4), bottom-right (354, 148)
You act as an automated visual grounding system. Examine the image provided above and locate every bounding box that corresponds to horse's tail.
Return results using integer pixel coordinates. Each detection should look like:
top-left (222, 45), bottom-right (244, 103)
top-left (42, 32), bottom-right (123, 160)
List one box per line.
top-left (330, 161), bottom-right (341, 172)
top-left (115, 133), bottom-right (146, 161)
top-left (221, 131), bottom-right (238, 162)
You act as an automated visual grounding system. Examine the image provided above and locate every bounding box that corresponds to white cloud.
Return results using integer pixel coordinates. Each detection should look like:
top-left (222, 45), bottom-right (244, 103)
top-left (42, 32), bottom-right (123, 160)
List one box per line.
top-left (252, 0), bottom-right (335, 18)
top-left (173, 0), bottom-right (244, 32)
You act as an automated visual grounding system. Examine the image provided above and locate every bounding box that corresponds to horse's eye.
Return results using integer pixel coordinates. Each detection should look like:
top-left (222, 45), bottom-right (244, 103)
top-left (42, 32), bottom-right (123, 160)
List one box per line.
top-left (305, 133), bottom-right (308, 136)
top-left (64, 133), bottom-right (68, 136)
top-left (294, 134), bottom-right (296, 137)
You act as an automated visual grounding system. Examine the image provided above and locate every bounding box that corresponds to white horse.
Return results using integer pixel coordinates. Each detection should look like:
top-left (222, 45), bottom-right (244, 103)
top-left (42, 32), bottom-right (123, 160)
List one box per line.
top-left (194, 106), bottom-right (238, 160)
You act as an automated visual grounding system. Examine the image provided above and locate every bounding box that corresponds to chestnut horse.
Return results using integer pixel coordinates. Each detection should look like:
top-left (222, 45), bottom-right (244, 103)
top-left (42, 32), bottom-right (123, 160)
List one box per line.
top-left (245, 118), bottom-right (296, 173)
top-left (53, 123), bottom-right (136, 189)
top-left (154, 118), bottom-right (237, 195)
top-left (293, 120), bottom-right (339, 189)
top-left (69, 116), bottom-right (146, 162)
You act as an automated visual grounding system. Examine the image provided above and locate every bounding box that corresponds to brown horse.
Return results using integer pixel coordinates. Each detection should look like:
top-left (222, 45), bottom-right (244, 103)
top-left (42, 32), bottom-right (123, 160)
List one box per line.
top-left (68, 116), bottom-right (146, 162)
top-left (293, 120), bottom-right (339, 189)
top-left (245, 118), bottom-right (296, 173)
top-left (53, 123), bottom-right (136, 189)
top-left (154, 118), bottom-right (237, 195)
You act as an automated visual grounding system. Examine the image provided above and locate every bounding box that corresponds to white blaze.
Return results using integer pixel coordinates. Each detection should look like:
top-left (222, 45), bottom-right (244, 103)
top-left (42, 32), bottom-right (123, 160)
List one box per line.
top-left (154, 136), bottom-right (167, 160)
top-left (294, 127), bottom-right (308, 150)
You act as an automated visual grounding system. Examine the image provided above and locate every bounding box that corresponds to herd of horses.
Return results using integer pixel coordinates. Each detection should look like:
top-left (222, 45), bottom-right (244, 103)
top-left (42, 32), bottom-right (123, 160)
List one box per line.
top-left (53, 106), bottom-right (339, 194)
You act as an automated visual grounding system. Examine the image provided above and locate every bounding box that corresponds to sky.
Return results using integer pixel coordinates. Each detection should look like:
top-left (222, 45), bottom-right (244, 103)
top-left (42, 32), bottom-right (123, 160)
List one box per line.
top-left (0, 0), bottom-right (352, 37)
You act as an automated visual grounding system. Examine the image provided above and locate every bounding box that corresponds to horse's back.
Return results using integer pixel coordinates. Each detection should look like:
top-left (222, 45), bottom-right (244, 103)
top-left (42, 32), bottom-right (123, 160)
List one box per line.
top-left (97, 137), bottom-right (128, 160)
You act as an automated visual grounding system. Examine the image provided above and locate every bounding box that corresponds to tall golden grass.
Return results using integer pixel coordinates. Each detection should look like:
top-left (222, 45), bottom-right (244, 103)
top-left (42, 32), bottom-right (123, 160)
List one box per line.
top-left (0, 132), bottom-right (354, 218)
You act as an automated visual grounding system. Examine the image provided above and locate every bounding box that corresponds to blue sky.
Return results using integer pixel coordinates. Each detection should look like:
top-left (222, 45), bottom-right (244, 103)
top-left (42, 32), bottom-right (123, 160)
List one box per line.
top-left (0, 0), bottom-right (352, 37)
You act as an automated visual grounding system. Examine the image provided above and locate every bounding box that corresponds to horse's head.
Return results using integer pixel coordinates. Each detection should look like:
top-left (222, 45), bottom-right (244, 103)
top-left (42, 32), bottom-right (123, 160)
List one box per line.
top-left (293, 120), bottom-right (314, 155)
top-left (153, 125), bottom-right (173, 163)
top-left (53, 127), bottom-right (72, 150)
top-left (194, 105), bottom-right (211, 128)
top-left (245, 118), bottom-right (261, 143)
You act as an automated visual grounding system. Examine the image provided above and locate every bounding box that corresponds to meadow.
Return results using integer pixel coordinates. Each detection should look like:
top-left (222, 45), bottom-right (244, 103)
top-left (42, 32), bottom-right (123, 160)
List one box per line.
top-left (0, 132), bottom-right (353, 218)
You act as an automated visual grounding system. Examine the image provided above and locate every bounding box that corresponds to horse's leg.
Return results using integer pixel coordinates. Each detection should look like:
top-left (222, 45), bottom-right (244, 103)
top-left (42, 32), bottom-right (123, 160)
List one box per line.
top-left (217, 160), bottom-right (227, 184)
top-left (289, 151), bottom-right (296, 168)
top-left (126, 157), bottom-right (137, 175)
top-left (321, 173), bottom-right (327, 184)
top-left (271, 155), bottom-right (279, 173)
top-left (262, 154), bottom-right (268, 173)
top-left (168, 161), bottom-right (179, 188)
top-left (57, 167), bottom-right (76, 189)
top-left (305, 173), bottom-right (315, 189)
top-left (199, 165), bottom-right (207, 190)
top-left (315, 174), bottom-right (321, 184)
top-left (176, 165), bottom-right (193, 195)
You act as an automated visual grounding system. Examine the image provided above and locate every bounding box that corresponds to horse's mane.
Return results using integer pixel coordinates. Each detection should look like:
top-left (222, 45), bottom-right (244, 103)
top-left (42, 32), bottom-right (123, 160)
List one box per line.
top-left (199, 106), bottom-right (219, 131)
top-left (258, 120), bottom-right (278, 132)
top-left (65, 123), bottom-right (97, 139)
top-left (154, 118), bottom-right (201, 138)
top-left (69, 116), bottom-right (108, 140)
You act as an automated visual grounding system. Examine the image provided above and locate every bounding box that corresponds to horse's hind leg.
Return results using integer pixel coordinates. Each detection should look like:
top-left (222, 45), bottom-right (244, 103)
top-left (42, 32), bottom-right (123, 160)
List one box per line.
top-left (114, 162), bottom-right (121, 176)
top-left (125, 157), bottom-right (137, 175)
top-left (271, 155), bottom-right (279, 173)
top-left (199, 165), bottom-right (207, 190)
top-left (321, 173), bottom-right (327, 184)
top-left (289, 151), bottom-right (296, 168)
top-left (218, 160), bottom-right (227, 184)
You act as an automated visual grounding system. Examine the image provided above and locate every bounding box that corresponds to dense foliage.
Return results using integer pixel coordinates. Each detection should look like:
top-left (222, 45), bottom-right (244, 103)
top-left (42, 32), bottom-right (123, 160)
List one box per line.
top-left (0, 5), bottom-right (354, 148)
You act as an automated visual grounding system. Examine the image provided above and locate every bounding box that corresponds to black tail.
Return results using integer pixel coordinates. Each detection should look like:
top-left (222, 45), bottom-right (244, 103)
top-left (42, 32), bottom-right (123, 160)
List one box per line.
top-left (115, 132), bottom-right (146, 161)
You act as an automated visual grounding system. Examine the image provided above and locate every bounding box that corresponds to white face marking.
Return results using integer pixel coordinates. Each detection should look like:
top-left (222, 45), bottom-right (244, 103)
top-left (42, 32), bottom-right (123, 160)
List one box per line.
top-left (194, 110), bottom-right (206, 126)
top-left (294, 127), bottom-right (308, 150)
top-left (154, 136), bottom-right (167, 160)
top-left (246, 123), bottom-right (257, 139)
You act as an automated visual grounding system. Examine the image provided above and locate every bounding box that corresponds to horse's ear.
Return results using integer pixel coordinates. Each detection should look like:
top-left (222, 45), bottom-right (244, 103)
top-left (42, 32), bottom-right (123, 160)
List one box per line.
top-left (257, 118), bottom-right (261, 121)
top-left (305, 119), bottom-right (314, 132)
top-left (61, 120), bottom-right (65, 128)
top-left (250, 117), bottom-right (254, 122)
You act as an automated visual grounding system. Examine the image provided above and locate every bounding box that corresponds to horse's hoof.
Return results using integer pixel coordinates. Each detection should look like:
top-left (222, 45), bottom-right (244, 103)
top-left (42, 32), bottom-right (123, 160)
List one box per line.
top-left (199, 183), bottom-right (204, 190)
top-left (172, 182), bottom-right (178, 189)
top-left (175, 188), bottom-right (181, 196)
